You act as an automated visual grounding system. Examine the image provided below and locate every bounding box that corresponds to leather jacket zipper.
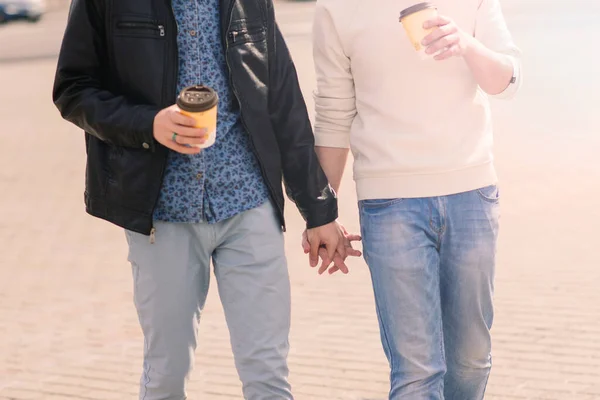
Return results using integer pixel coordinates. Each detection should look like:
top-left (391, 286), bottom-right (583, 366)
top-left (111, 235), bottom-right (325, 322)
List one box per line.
top-left (228, 28), bottom-right (264, 44)
top-left (149, 4), bottom-right (179, 240)
top-left (229, 31), bottom-right (239, 43)
top-left (117, 21), bottom-right (165, 37)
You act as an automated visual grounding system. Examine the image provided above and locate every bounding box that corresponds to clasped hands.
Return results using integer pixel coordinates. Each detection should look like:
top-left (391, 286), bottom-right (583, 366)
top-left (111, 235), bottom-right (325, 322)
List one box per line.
top-left (302, 221), bottom-right (362, 275)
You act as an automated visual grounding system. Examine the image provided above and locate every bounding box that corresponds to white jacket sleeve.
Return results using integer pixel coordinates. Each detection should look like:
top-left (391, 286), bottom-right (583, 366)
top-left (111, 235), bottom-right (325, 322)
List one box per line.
top-left (475, 0), bottom-right (523, 99)
top-left (312, 3), bottom-right (356, 149)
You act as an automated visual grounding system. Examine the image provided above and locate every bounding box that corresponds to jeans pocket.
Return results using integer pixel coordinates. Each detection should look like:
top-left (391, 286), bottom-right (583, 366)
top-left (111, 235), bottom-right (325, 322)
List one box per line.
top-left (477, 185), bottom-right (500, 203)
top-left (359, 198), bottom-right (404, 210)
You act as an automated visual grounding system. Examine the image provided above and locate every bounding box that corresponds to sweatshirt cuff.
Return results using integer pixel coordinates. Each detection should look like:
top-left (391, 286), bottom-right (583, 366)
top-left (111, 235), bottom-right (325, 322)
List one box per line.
top-left (314, 129), bottom-right (351, 149)
top-left (491, 55), bottom-right (522, 100)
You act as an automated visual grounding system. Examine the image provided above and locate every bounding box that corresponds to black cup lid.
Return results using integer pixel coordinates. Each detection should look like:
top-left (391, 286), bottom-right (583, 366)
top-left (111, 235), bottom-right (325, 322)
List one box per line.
top-left (399, 2), bottom-right (435, 21)
top-left (177, 85), bottom-right (219, 112)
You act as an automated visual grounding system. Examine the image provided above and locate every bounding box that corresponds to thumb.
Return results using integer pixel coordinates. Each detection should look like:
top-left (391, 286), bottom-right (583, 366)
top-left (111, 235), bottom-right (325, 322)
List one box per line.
top-left (302, 231), bottom-right (310, 254)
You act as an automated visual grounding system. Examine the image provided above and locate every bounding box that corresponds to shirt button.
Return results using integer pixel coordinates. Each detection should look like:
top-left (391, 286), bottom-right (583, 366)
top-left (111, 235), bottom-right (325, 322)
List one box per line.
top-left (196, 173), bottom-right (203, 180)
top-left (142, 142), bottom-right (150, 150)
top-left (190, 30), bottom-right (197, 36)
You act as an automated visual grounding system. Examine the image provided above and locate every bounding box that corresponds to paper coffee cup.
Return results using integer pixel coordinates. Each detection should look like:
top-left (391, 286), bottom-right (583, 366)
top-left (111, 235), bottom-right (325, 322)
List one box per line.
top-left (176, 85), bottom-right (219, 149)
top-left (399, 2), bottom-right (438, 59)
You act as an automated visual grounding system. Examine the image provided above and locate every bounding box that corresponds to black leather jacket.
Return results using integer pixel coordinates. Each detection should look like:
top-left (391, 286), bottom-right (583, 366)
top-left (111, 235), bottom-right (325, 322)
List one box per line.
top-left (53, 0), bottom-right (338, 235)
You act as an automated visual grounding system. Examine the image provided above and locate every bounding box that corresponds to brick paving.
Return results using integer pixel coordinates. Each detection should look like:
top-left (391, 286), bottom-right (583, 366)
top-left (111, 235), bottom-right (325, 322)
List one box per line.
top-left (1, 2), bottom-right (600, 399)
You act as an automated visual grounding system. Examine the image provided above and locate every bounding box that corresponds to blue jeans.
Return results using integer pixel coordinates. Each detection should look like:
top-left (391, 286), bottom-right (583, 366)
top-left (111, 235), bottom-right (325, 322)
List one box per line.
top-left (359, 186), bottom-right (500, 400)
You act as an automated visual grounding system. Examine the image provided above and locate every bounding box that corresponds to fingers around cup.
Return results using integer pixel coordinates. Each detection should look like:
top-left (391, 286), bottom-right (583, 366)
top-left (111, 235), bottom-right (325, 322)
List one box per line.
top-left (174, 133), bottom-right (207, 147)
top-left (423, 18), bottom-right (435, 30)
top-left (174, 126), bottom-right (208, 138)
top-left (423, 15), bottom-right (448, 30)
top-left (170, 142), bottom-right (202, 155)
top-left (171, 109), bottom-right (197, 127)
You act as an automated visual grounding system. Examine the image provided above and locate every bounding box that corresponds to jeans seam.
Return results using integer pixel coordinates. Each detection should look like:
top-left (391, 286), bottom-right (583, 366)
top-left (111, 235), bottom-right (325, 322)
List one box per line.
top-left (360, 212), bottom-right (395, 371)
top-left (437, 260), bottom-right (446, 398)
top-left (201, 264), bottom-right (210, 314)
top-left (429, 202), bottom-right (445, 249)
top-left (141, 348), bottom-right (150, 400)
top-left (131, 260), bottom-right (150, 400)
top-left (439, 197), bottom-right (447, 237)
top-left (374, 289), bottom-right (395, 371)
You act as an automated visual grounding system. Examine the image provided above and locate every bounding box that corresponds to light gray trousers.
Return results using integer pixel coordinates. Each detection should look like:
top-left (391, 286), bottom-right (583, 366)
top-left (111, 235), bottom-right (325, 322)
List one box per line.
top-left (125, 202), bottom-right (292, 400)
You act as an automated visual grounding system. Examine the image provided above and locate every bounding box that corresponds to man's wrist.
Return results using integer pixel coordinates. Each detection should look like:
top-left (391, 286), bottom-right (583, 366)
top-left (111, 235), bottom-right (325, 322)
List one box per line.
top-left (462, 34), bottom-right (479, 59)
top-left (305, 206), bottom-right (338, 230)
top-left (136, 108), bottom-right (161, 151)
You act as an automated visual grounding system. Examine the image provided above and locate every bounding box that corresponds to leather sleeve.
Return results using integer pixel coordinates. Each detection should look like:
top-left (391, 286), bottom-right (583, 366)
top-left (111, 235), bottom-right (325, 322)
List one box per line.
top-left (266, 2), bottom-right (338, 229)
top-left (52, 0), bottom-right (160, 150)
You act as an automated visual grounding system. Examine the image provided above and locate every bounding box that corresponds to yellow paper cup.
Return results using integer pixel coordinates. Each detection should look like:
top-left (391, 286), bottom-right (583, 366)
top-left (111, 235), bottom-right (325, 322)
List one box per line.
top-left (176, 85), bottom-right (219, 149)
top-left (399, 2), bottom-right (438, 59)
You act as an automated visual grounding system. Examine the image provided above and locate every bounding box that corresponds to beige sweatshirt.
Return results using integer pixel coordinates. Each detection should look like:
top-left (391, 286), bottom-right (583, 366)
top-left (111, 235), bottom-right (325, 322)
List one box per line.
top-left (313, 0), bottom-right (522, 200)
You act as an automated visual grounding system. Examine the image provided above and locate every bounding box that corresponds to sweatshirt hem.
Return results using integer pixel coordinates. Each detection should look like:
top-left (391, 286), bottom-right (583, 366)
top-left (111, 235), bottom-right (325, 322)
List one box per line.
top-left (355, 162), bottom-right (498, 200)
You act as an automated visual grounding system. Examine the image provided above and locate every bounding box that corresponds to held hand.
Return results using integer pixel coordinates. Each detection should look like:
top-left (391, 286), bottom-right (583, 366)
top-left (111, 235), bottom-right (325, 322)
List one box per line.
top-left (422, 15), bottom-right (473, 60)
top-left (302, 223), bottom-right (362, 275)
top-left (153, 105), bottom-right (208, 154)
top-left (305, 221), bottom-right (345, 273)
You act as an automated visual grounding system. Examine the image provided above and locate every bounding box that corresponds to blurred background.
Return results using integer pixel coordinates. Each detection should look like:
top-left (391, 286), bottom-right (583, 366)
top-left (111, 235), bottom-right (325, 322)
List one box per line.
top-left (1, 0), bottom-right (599, 399)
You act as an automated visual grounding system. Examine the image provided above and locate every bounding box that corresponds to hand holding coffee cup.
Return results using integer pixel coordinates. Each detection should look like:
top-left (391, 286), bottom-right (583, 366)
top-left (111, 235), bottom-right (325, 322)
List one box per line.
top-left (421, 15), bottom-right (472, 60)
top-left (399, 3), bottom-right (471, 61)
top-left (153, 104), bottom-right (208, 155)
top-left (176, 85), bottom-right (219, 149)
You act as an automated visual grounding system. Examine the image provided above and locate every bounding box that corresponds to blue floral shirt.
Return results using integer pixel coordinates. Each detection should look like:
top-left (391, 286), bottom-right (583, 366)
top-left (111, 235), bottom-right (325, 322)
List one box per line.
top-left (154, 0), bottom-right (270, 223)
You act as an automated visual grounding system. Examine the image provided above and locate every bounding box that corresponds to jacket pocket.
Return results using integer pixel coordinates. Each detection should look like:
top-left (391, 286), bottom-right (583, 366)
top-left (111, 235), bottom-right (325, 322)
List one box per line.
top-left (114, 17), bottom-right (165, 39)
top-left (109, 15), bottom-right (167, 104)
top-left (105, 146), bottom-right (164, 213)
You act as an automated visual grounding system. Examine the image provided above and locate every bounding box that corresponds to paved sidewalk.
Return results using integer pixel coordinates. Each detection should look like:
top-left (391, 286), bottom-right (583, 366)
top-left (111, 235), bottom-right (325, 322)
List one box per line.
top-left (1, 2), bottom-right (600, 399)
